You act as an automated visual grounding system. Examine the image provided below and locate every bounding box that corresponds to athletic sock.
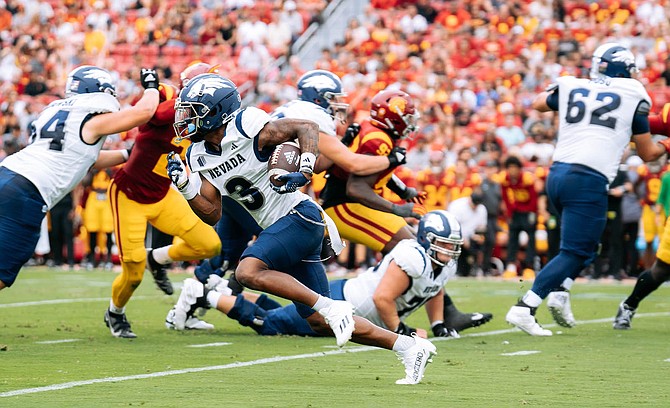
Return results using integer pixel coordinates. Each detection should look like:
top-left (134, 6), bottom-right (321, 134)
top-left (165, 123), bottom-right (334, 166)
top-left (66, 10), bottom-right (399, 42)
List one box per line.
top-left (392, 334), bottom-right (415, 352)
top-left (624, 270), bottom-right (664, 309)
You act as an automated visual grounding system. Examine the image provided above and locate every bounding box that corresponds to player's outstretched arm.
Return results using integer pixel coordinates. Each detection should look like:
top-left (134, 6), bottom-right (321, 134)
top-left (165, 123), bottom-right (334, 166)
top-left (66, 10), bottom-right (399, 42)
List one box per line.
top-left (82, 69), bottom-right (160, 143)
top-left (318, 133), bottom-right (396, 175)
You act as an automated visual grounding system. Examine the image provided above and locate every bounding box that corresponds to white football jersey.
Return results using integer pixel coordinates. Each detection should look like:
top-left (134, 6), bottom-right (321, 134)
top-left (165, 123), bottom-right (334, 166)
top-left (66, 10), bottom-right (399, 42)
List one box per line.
top-left (187, 106), bottom-right (310, 229)
top-left (343, 239), bottom-right (455, 328)
top-left (1, 93), bottom-right (120, 209)
top-left (552, 75), bottom-right (651, 183)
top-left (271, 100), bottom-right (337, 136)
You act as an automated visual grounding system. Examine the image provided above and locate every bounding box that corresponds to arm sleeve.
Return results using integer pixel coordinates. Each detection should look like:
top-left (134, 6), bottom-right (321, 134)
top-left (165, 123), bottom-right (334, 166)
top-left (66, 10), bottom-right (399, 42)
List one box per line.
top-left (149, 99), bottom-right (176, 127)
top-left (546, 90), bottom-right (559, 111)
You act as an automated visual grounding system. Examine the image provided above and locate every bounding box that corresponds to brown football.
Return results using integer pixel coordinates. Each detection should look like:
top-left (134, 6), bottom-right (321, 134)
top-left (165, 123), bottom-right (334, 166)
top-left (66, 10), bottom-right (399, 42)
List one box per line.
top-left (268, 141), bottom-right (301, 187)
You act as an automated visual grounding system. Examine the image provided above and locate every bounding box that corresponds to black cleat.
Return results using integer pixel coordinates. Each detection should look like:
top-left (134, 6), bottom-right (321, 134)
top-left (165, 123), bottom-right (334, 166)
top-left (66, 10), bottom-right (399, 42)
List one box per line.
top-left (104, 309), bottom-right (137, 338)
top-left (444, 304), bottom-right (493, 332)
top-left (146, 249), bottom-right (174, 295)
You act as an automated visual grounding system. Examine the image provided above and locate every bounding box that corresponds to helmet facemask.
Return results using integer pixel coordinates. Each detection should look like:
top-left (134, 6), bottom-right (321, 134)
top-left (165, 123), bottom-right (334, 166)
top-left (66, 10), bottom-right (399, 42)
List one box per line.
top-left (426, 232), bottom-right (463, 266)
top-left (324, 91), bottom-right (349, 123)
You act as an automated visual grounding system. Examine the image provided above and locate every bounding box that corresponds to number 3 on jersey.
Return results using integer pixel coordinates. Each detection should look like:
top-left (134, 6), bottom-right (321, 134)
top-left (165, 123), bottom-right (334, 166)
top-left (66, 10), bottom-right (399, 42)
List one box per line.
top-left (35, 110), bottom-right (70, 151)
top-left (565, 88), bottom-right (621, 129)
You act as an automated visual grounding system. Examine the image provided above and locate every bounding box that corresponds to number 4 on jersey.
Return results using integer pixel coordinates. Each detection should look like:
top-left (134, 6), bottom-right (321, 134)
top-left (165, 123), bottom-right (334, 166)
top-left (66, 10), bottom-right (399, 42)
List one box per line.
top-left (38, 110), bottom-right (70, 151)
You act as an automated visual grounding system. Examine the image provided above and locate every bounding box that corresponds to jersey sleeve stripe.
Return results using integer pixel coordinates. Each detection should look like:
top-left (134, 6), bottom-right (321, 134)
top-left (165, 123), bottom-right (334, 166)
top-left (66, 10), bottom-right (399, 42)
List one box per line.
top-left (235, 109), bottom-right (251, 139)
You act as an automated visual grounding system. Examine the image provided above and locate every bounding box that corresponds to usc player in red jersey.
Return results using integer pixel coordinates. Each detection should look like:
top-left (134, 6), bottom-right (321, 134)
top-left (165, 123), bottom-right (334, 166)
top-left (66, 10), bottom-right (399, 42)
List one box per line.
top-left (320, 89), bottom-right (426, 254)
top-left (415, 150), bottom-right (449, 212)
top-left (443, 158), bottom-right (482, 207)
top-left (104, 62), bottom-right (222, 338)
top-left (637, 158), bottom-right (668, 268)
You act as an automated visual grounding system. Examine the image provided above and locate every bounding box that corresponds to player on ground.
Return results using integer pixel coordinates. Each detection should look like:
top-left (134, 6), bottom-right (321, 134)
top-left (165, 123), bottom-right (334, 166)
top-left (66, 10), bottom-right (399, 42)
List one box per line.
top-left (103, 62), bottom-right (222, 339)
top-left (504, 43), bottom-right (670, 336)
top-left (613, 101), bottom-right (670, 329)
top-left (320, 88), bottom-right (493, 331)
top-left (167, 210), bottom-right (463, 340)
top-left (167, 73), bottom-right (437, 384)
top-left (0, 65), bottom-right (159, 292)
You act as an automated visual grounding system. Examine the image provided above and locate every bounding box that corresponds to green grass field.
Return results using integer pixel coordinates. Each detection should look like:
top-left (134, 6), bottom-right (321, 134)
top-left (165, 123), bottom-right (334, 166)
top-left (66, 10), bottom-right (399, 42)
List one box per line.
top-left (1, 267), bottom-right (669, 407)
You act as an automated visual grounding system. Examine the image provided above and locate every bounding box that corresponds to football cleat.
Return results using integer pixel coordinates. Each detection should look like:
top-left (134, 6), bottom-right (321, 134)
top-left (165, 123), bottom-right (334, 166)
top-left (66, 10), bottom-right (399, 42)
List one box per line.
top-left (172, 278), bottom-right (206, 330)
top-left (505, 305), bottom-right (552, 336)
top-left (547, 290), bottom-right (576, 328)
top-left (104, 309), bottom-right (137, 338)
top-left (146, 249), bottom-right (174, 295)
top-left (444, 310), bottom-right (493, 332)
top-left (395, 334), bottom-right (437, 385)
top-left (318, 300), bottom-right (355, 347)
top-left (165, 307), bottom-right (214, 330)
top-left (613, 301), bottom-right (636, 330)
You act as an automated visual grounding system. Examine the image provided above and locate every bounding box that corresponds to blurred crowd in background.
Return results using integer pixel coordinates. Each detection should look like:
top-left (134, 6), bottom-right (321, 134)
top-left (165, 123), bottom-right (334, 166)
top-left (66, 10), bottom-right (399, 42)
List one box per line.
top-left (3, 0), bottom-right (670, 280)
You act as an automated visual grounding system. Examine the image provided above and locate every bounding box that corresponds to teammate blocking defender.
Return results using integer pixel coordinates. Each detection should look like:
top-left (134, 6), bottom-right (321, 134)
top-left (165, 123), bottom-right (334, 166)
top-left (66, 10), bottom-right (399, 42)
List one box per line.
top-left (167, 73), bottom-right (437, 384)
top-left (103, 62), bottom-right (222, 339)
top-left (505, 43), bottom-right (670, 336)
top-left (0, 65), bottom-right (159, 292)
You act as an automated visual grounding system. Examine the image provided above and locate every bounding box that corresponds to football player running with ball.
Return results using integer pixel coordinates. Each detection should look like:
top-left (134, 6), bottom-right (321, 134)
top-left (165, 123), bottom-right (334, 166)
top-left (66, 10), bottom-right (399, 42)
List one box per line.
top-left (505, 43), bottom-right (670, 336)
top-left (166, 73), bottom-right (437, 385)
top-left (0, 66), bottom-right (159, 292)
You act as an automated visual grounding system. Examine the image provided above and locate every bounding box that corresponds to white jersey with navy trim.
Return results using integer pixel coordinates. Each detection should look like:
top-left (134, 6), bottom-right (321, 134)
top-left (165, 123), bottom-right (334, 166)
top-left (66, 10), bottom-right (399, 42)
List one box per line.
top-left (271, 100), bottom-right (337, 136)
top-left (342, 239), bottom-right (454, 328)
top-left (1, 93), bottom-right (120, 209)
top-left (187, 106), bottom-right (310, 229)
top-left (552, 75), bottom-right (651, 183)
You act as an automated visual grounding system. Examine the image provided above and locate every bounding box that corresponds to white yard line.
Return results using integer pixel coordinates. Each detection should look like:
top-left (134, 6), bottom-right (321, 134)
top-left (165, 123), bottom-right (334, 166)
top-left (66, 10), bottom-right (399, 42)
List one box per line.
top-left (0, 295), bottom-right (159, 308)
top-left (2, 312), bottom-right (669, 398)
top-left (186, 342), bottom-right (232, 348)
top-left (501, 350), bottom-right (541, 356)
top-left (35, 339), bottom-right (80, 344)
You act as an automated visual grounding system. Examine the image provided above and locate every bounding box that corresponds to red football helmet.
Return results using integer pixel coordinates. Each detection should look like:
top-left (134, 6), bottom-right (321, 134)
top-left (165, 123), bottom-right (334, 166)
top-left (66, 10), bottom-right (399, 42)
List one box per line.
top-left (369, 89), bottom-right (419, 139)
top-left (179, 61), bottom-right (220, 88)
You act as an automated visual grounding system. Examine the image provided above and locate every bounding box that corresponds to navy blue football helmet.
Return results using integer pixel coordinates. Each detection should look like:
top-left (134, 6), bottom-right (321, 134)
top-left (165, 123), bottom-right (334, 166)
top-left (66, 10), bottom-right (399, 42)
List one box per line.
top-left (417, 210), bottom-right (464, 266)
top-left (590, 43), bottom-right (638, 80)
top-left (297, 69), bottom-right (348, 122)
top-left (65, 65), bottom-right (116, 97)
top-left (173, 73), bottom-right (242, 142)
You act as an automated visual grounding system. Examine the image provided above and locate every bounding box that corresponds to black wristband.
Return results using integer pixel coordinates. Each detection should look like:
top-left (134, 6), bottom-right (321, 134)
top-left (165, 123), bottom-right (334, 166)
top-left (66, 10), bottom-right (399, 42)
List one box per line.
top-left (393, 321), bottom-right (416, 336)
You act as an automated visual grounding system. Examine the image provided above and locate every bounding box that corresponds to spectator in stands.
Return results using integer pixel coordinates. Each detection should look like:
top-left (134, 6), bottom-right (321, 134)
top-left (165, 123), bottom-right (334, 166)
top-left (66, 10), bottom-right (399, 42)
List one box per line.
top-left (448, 192), bottom-right (487, 276)
top-left (280, 0), bottom-right (304, 44)
top-left (479, 160), bottom-right (503, 275)
top-left (496, 113), bottom-right (527, 150)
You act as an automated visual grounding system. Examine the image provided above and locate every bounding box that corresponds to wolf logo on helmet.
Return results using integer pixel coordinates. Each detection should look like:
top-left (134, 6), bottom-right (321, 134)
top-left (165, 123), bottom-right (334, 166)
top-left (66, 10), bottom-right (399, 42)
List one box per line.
top-left (297, 69), bottom-right (349, 122)
top-left (174, 74), bottom-right (242, 143)
top-left (65, 65), bottom-right (116, 97)
top-left (590, 42), bottom-right (639, 80)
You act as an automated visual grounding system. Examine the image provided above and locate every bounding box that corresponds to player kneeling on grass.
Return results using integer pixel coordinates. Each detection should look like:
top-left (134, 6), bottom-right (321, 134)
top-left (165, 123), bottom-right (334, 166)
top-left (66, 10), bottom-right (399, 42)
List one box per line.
top-left (167, 210), bottom-right (463, 357)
